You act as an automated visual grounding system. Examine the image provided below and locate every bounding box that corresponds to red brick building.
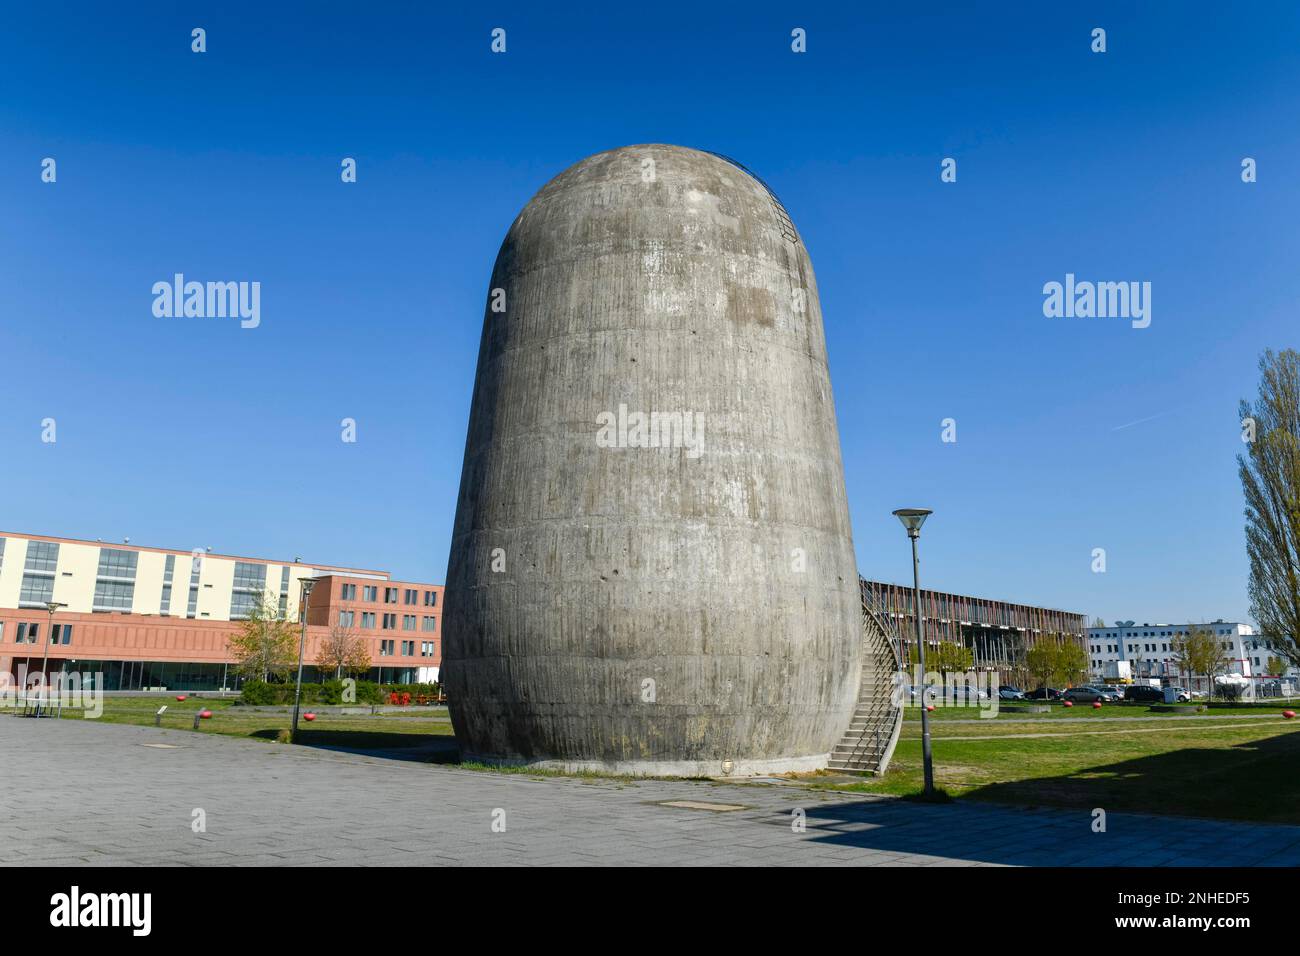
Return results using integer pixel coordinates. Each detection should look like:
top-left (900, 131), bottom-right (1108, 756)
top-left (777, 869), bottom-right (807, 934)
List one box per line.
top-left (0, 531), bottom-right (441, 691)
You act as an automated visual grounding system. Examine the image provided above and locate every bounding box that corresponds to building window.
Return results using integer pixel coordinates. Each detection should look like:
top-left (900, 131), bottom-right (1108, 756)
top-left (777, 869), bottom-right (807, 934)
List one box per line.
top-left (159, 554), bottom-right (176, 614)
top-left (93, 548), bottom-right (139, 611)
top-left (382, 613), bottom-right (396, 630)
top-left (94, 546), bottom-right (141, 613)
top-left (19, 540), bottom-right (59, 608)
top-left (19, 573), bottom-right (55, 607)
top-left (14, 622), bottom-right (39, 644)
top-left (341, 583), bottom-right (357, 601)
top-left (93, 580), bottom-right (134, 611)
top-left (404, 588), bottom-right (417, 605)
top-left (278, 566), bottom-right (291, 619)
top-left (402, 614), bottom-right (416, 631)
top-left (53, 624), bottom-right (72, 645)
top-left (25, 540), bottom-right (59, 573)
top-left (363, 585), bottom-right (377, 602)
top-left (424, 590), bottom-right (437, 607)
top-left (186, 558), bottom-right (203, 618)
top-left (361, 611), bottom-right (376, 629)
top-left (401, 640), bottom-right (415, 656)
top-left (380, 639), bottom-right (394, 656)
top-left (422, 616), bottom-right (436, 632)
top-left (338, 610), bottom-right (355, 627)
top-left (384, 587), bottom-right (398, 604)
top-left (232, 561), bottom-right (266, 591)
top-left (229, 562), bottom-right (268, 620)
top-left (420, 641), bottom-right (435, 658)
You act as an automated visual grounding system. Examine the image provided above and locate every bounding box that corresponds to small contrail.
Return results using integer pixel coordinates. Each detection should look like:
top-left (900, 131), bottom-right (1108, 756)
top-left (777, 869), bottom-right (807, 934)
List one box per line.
top-left (1111, 412), bottom-right (1169, 432)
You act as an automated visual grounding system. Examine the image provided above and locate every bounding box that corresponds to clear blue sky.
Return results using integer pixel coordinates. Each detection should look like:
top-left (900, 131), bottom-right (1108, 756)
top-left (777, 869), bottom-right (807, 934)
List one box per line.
top-left (3, 2), bottom-right (1295, 625)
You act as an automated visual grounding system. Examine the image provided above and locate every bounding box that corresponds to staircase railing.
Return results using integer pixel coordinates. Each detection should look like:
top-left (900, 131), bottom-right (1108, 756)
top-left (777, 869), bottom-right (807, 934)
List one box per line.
top-left (832, 596), bottom-right (906, 775)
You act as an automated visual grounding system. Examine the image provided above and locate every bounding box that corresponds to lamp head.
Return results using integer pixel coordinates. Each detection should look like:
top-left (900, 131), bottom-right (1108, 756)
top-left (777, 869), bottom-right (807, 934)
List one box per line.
top-left (892, 508), bottom-right (932, 538)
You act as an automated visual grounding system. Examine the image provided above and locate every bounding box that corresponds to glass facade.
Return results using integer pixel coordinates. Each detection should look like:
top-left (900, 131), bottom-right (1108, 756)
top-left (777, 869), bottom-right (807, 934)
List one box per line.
top-left (20, 540), bottom-right (59, 607)
top-left (52, 659), bottom-right (245, 691)
top-left (229, 561), bottom-right (268, 619)
top-left (159, 554), bottom-right (175, 614)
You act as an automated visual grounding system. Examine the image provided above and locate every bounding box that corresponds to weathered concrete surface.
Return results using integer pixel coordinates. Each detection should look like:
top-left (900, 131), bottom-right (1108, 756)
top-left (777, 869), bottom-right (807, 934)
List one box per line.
top-left (443, 145), bottom-right (861, 775)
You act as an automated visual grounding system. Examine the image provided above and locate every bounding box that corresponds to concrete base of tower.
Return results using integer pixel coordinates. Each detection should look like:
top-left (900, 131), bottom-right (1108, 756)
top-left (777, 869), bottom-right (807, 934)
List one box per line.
top-left (458, 751), bottom-right (831, 778)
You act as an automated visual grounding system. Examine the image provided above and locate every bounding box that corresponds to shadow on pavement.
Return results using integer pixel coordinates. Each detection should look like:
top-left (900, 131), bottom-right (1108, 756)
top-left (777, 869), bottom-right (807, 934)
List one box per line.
top-left (789, 730), bottom-right (1300, 865)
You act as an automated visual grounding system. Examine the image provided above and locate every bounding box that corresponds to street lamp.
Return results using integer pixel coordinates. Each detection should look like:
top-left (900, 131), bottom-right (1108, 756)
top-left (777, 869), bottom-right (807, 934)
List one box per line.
top-left (290, 577), bottom-right (321, 743)
top-left (38, 601), bottom-right (68, 717)
top-left (893, 508), bottom-right (935, 796)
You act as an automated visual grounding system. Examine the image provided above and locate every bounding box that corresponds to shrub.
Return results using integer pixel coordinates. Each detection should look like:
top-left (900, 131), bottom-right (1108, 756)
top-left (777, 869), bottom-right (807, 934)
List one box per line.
top-left (240, 680), bottom-right (278, 705)
top-left (240, 678), bottom-right (387, 706)
top-left (319, 679), bottom-right (345, 705)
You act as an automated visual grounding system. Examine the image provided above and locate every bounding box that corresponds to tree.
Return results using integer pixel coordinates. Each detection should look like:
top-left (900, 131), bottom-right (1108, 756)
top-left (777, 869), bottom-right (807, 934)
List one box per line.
top-left (930, 641), bottom-right (973, 676)
top-left (317, 612), bottom-right (372, 678)
top-left (1238, 349), bottom-right (1300, 668)
top-left (1171, 627), bottom-right (1228, 698)
top-left (1025, 642), bottom-right (1058, 691)
top-left (1092, 617), bottom-right (1106, 628)
top-left (1266, 655), bottom-right (1286, 677)
top-left (1025, 638), bottom-right (1089, 692)
top-left (1055, 639), bottom-right (1089, 687)
top-left (227, 594), bottom-right (298, 682)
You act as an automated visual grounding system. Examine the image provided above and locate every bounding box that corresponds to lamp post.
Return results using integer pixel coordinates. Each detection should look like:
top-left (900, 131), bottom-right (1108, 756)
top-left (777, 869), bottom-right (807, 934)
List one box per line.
top-left (36, 601), bottom-right (68, 716)
top-left (290, 578), bottom-right (321, 743)
top-left (893, 508), bottom-right (935, 796)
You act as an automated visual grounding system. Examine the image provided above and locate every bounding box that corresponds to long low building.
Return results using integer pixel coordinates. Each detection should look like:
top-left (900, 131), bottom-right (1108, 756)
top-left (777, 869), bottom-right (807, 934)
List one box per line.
top-left (0, 531), bottom-right (441, 691)
top-left (861, 578), bottom-right (1088, 680)
top-left (1086, 619), bottom-right (1297, 685)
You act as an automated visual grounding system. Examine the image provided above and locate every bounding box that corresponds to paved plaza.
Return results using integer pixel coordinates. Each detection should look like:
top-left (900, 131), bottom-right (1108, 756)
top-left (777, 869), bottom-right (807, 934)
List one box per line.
top-left (4, 716), bottom-right (1300, 866)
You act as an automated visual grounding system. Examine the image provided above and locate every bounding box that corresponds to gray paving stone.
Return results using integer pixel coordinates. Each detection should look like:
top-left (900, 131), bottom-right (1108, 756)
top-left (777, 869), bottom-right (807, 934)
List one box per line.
top-left (3, 715), bottom-right (1299, 867)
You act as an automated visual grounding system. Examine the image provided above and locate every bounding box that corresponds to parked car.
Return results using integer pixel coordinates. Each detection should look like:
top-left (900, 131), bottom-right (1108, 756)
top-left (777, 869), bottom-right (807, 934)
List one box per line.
top-left (1166, 686), bottom-right (1192, 703)
top-left (998, 686), bottom-right (1025, 700)
top-left (1088, 685), bottom-right (1124, 702)
top-left (905, 685), bottom-right (937, 704)
top-left (1025, 687), bottom-right (1061, 700)
top-left (1062, 686), bottom-right (1105, 703)
top-left (1121, 684), bottom-right (1164, 703)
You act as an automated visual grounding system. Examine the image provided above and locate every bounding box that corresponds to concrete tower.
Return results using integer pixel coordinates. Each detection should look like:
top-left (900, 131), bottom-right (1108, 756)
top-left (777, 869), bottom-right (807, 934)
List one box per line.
top-left (443, 144), bottom-right (861, 775)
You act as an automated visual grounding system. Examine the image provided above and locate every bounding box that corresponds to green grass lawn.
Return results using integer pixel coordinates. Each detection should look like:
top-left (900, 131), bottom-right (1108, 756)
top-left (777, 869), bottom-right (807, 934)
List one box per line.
top-left (819, 710), bottom-right (1300, 824)
top-left (47, 695), bottom-right (455, 750)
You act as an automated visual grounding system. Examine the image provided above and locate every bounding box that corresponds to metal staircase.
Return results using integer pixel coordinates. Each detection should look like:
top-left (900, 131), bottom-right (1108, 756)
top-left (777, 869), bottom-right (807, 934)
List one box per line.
top-left (827, 598), bottom-right (905, 775)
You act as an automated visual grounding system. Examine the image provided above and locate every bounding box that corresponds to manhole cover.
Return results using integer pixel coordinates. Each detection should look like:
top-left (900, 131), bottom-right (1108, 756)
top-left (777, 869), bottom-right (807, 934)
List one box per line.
top-left (658, 800), bottom-right (748, 812)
